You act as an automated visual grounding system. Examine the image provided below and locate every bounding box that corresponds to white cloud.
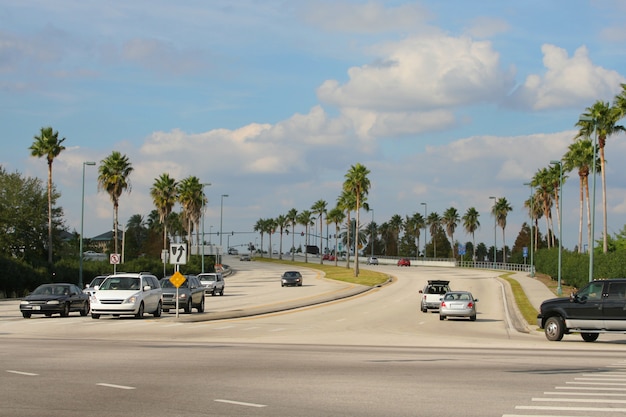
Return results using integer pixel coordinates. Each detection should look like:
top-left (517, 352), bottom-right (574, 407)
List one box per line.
top-left (508, 44), bottom-right (626, 110)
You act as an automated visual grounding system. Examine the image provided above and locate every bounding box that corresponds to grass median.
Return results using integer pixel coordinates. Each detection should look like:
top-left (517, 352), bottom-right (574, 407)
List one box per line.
top-left (254, 257), bottom-right (390, 287)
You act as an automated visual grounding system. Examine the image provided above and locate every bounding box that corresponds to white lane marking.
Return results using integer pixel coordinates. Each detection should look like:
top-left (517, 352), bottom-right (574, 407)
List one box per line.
top-left (567, 381), bottom-right (626, 386)
top-left (533, 397), bottom-right (626, 404)
top-left (270, 327), bottom-right (286, 332)
top-left (517, 405), bottom-right (626, 412)
top-left (97, 383), bottom-right (136, 390)
top-left (7, 370), bottom-right (38, 376)
top-left (545, 391), bottom-right (626, 396)
top-left (214, 399), bottom-right (266, 408)
top-left (556, 386), bottom-right (626, 391)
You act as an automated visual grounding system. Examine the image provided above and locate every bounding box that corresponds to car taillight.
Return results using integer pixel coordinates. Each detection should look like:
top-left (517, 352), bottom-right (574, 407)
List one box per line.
top-left (440, 301), bottom-right (446, 307)
top-left (467, 302), bottom-right (474, 308)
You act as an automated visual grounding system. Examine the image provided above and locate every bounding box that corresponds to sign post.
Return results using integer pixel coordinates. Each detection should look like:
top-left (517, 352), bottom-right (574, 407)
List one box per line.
top-left (169, 244), bottom-right (187, 318)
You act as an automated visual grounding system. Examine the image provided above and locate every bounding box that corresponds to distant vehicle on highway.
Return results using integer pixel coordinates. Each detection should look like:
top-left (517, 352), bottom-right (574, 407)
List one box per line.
top-left (439, 291), bottom-right (478, 321)
top-left (198, 272), bottom-right (225, 296)
top-left (397, 258), bottom-right (411, 267)
top-left (228, 247), bottom-right (239, 255)
top-left (281, 271), bottom-right (303, 287)
top-left (366, 257), bottom-right (379, 265)
top-left (240, 254), bottom-right (251, 261)
top-left (83, 275), bottom-right (107, 296)
top-left (420, 280), bottom-right (451, 312)
top-left (20, 283), bottom-right (90, 318)
top-left (83, 250), bottom-right (107, 261)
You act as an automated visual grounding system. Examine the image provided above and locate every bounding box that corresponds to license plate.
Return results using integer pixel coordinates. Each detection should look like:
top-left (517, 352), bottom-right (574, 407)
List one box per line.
top-left (32, 306), bottom-right (41, 310)
top-left (451, 304), bottom-right (464, 309)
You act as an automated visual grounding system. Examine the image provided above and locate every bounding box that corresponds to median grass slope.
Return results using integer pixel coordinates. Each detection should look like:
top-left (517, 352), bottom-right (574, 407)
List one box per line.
top-left (254, 257), bottom-right (389, 287)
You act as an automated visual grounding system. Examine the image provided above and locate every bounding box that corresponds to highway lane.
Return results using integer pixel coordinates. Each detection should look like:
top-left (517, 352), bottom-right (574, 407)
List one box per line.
top-left (2, 259), bottom-right (626, 416)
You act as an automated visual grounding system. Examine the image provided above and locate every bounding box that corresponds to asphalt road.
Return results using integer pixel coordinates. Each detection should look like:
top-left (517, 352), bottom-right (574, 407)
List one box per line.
top-left (1, 257), bottom-right (626, 417)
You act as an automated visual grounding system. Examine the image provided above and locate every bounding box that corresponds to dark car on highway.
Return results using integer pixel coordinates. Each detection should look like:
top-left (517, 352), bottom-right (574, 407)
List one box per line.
top-left (160, 275), bottom-right (205, 313)
top-left (281, 271), bottom-right (303, 287)
top-left (20, 283), bottom-right (90, 318)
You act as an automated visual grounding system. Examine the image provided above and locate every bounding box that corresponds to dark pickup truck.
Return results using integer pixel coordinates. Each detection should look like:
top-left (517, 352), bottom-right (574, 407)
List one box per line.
top-left (537, 278), bottom-right (626, 342)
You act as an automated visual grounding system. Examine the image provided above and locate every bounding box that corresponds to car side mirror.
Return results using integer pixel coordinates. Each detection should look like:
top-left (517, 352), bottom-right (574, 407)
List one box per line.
top-left (419, 290), bottom-right (423, 294)
top-left (474, 299), bottom-right (479, 302)
top-left (143, 285), bottom-right (151, 291)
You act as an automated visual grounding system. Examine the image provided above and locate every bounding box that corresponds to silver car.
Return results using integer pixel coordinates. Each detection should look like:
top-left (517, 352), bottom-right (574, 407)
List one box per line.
top-left (439, 291), bottom-right (478, 321)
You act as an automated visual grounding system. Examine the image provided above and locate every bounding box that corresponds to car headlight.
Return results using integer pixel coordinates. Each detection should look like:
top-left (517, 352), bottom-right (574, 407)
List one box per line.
top-left (47, 300), bottom-right (60, 305)
top-left (124, 295), bottom-right (138, 304)
top-left (179, 293), bottom-right (188, 299)
top-left (20, 300), bottom-right (29, 305)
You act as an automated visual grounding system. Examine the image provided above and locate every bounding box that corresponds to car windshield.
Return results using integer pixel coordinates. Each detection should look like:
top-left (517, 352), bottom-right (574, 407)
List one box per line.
top-left (89, 277), bottom-right (106, 287)
top-left (161, 278), bottom-right (189, 288)
top-left (100, 277), bottom-right (141, 291)
top-left (32, 285), bottom-right (70, 296)
top-left (199, 275), bottom-right (216, 282)
top-left (284, 272), bottom-right (301, 278)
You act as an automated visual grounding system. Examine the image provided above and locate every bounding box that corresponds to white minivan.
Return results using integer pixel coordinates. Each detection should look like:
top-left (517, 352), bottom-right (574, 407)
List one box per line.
top-left (90, 273), bottom-right (162, 319)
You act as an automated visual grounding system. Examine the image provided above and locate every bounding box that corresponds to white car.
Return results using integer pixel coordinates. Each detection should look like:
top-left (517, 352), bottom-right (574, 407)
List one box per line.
top-left (90, 273), bottom-right (163, 319)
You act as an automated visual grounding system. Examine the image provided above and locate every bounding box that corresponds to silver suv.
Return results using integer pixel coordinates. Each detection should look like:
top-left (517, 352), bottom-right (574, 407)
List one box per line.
top-left (198, 272), bottom-right (225, 296)
top-left (90, 272), bottom-right (163, 319)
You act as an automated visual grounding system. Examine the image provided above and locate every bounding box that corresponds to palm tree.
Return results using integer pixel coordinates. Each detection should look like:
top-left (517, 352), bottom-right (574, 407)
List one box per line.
top-left (563, 138), bottom-right (597, 253)
top-left (462, 207), bottom-right (480, 261)
top-left (311, 199), bottom-right (328, 264)
top-left (532, 167), bottom-right (555, 248)
top-left (150, 173), bottom-right (178, 253)
top-left (337, 190), bottom-right (355, 268)
top-left (177, 176), bottom-right (204, 254)
top-left (576, 101), bottom-right (625, 253)
top-left (442, 207), bottom-right (460, 257)
top-left (343, 163), bottom-right (371, 276)
top-left (426, 212), bottom-right (441, 258)
top-left (388, 214), bottom-right (403, 256)
top-left (493, 197), bottom-right (513, 264)
top-left (409, 212), bottom-right (424, 256)
top-left (286, 208), bottom-right (298, 260)
top-left (265, 218), bottom-right (277, 258)
top-left (298, 210), bottom-right (314, 263)
top-left (548, 163), bottom-right (566, 247)
top-left (326, 207), bottom-right (345, 266)
top-left (253, 218), bottom-right (267, 258)
top-left (29, 126), bottom-right (66, 264)
top-left (275, 214), bottom-right (289, 260)
top-left (98, 151), bottom-right (133, 257)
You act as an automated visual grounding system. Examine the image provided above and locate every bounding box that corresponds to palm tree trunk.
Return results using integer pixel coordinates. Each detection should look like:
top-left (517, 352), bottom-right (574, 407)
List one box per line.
top-left (585, 176), bottom-right (591, 252)
top-left (600, 145), bottom-right (608, 253)
top-left (47, 162), bottom-right (53, 264)
top-left (577, 176), bottom-right (584, 253)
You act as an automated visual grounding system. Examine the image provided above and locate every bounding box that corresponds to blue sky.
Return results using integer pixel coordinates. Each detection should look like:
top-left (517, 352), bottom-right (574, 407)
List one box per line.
top-left (3, 0), bottom-right (626, 254)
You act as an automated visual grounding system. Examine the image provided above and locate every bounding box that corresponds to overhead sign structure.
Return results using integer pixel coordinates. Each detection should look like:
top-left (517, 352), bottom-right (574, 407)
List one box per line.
top-left (170, 244), bottom-right (187, 265)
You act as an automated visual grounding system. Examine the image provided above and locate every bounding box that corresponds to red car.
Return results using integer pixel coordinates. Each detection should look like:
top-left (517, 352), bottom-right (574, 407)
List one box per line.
top-left (397, 258), bottom-right (411, 267)
top-left (322, 254), bottom-right (336, 261)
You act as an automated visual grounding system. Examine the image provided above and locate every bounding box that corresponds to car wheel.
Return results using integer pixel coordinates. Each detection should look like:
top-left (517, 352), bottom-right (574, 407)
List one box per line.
top-left (22, 312), bottom-right (31, 319)
top-left (60, 302), bottom-right (70, 317)
top-left (135, 302), bottom-right (145, 319)
top-left (91, 314), bottom-right (100, 319)
top-left (184, 299), bottom-right (192, 314)
top-left (211, 288), bottom-right (217, 296)
top-left (544, 316), bottom-right (565, 341)
top-left (45, 313), bottom-right (52, 317)
top-left (80, 302), bottom-right (90, 316)
top-left (439, 315), bottom-right (445, 321)
top-left (581, 332), bottom-right (599, 342)
top-left (153, 301), bottom-right (162, 318)
top-left (469, 315), bottom-right (476, 321)
top-left (421, 303), bottom-right (427, 313)
top-left (220, 288), bottom-right (224, 296)
top-left (198, 297), bottom-right (205, 313)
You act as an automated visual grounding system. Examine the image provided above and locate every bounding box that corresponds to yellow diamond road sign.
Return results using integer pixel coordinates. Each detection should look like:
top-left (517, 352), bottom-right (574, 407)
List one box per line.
top-left (169, 271), bottom-right (186, 288)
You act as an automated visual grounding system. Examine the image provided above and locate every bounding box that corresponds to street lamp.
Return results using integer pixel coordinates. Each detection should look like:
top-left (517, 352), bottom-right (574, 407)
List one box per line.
top-left (79, 161), bottom-right (96, 288)
top-left (579, 115), bottom-right (597, 283)
top-left (420, 202), bottom-right (427, 258)
top-left (219, 194), bottom-right (229, 264)
top-left (489, 196), bottom-right (497, 268)
top-left (201, 183), bottom-right (211, 273)
top-left (550, 160), bottom-right (563, 295)
top-left (523, 182), bottom-right (535, 278)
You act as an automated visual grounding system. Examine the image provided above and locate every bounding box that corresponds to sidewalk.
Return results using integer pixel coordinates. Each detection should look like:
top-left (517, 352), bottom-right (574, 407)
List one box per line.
top-left (500, 271), bottom-right (557, 333)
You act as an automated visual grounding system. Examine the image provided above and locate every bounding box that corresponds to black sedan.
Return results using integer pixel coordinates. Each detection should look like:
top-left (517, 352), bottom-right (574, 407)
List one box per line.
top-left (281, 271), bottom-right (303, 287)
top-left (20, 283), bottom-right (90, 318)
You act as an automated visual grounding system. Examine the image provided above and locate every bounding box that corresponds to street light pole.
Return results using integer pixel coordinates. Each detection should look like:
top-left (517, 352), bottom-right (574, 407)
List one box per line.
top-left (550, 160), bottom-right (563, 295)
top-left (420, 202), bottom-right (427, 258)
top-left (79, 161), bottom-right (96, 288)
top-left (579, 115), bottom-right (597, 283)
top-left (489, 196), bottom-right (497, 268)
top-left (219, 194), bottom-right (229, 264)
top-left (201, 183), bottom-right (211, 273)
top-left (524, 182), bottom-right (535, 278)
